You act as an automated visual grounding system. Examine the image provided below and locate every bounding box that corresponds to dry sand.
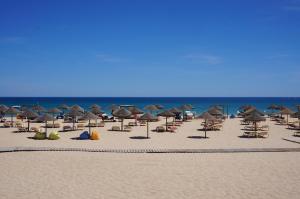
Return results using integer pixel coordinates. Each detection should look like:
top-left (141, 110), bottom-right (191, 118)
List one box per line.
top-left (0, 117), bottom-right (299, 199)
top-left (0, 152), bottom-right (299, 199)
top-left (0, 117), bottom-right (299, 149)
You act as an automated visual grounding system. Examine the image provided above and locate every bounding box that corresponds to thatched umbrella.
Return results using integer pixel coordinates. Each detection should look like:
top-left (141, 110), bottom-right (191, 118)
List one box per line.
top-left (32, 105), bottom-right (46, 115)
top-left (90, 104), bottom-right (101, 109)
top-left (208, 107), bottom-right (223, 118)
top-left (71, 105), bottom-right (84, 113)
top-left (144, 105), bottom-right (159, 113)
top-left (157, 110), bottom-right (175, 132)
top-left (241, 108), bottom-right (264, 117)
top-left (112, 108), bottom-right (132, 131)
top-left (128, 107), bottom-right (144, 124)
top-left (170, 107), bottom-right (181, 121)
top-left (58, 104), bottom-right (70, 115)
top-left (279, 108), bottom-right (294, 124)
top-left (293, 111), bottom-right (300, 128)
top-left (199, 112), bottom-right (216, 138)
top-left (178, 104), bottom-right (192, 121)
top-left (47, 108), bottom-right (61, 126)
top-left (245, 111), bottom-right (266, 136)
top-left (109, 104), bottom-right (119, 114)
top-left (81, 111), bottom-right (99, 135)
top-left (0, 104), bottom-right (8, 113)
top-left (66, 109), bottom-right (84, 130)
top-left (267, 104), bottom-right (278, 113)
top-left (139, 113), bottom-right (157, 138)
top-left (155, 105), bottom-right (164, 110)
top-left (21, 109), bottom-right (38, 132)
top-left (5, 107), bottom-right (20, 124)
top-left (37, 114), bottom-right (55, 136)
top-left (91, 107), bottom-right (104, 115)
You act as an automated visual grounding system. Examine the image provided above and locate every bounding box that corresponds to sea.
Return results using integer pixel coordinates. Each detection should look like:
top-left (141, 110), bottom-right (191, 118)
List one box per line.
top-left (0, 97), bottom-right (299, 115)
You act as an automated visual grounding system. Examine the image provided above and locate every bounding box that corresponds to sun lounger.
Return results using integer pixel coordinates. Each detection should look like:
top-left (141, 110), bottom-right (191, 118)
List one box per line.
top-left (3, 122), bottom-right (11, 128)
top-left (128, 122), bottom-right (137, 126)
top-left (63, 125), bottom-right (73, 131)
top-left (124, 125), bottom-right (132, 132)
top-left (156, 126), bottom-right (165, 132)
top-left (139, 121), bottom-right (146, 126)
top-left (17, 126), bottom-right (28, 132)
top-left (111, 126), bottom-right (121, 131)
top-left (243, 131), bottom-right (257, 137)
top-left (98, 121), bottom-right (105, 127)
top-left (76, 124), bottom-right (85, 130)
top-left (294, 131), bottom-right (300, 137)
top-left (257, 131), bottom-right (269, 138)
top-left (167, 126), bottom-right (176, 132)
top-left (30, 127), bottom-right (40, 132)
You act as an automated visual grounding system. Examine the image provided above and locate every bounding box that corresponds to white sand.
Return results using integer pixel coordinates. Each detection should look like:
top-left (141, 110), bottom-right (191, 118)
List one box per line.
top-left (0, 117), bottom-right (298, 149)
top-left (0, 152), bottom-right (299, 199)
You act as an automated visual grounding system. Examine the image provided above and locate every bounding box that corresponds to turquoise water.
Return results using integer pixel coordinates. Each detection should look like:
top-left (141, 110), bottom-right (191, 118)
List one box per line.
top-left (0, 97), bottom-right (299, 114)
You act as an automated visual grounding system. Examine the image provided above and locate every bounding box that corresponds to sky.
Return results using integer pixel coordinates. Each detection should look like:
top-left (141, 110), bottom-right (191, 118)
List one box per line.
top-left (0, 0), bottom-right (300, 97)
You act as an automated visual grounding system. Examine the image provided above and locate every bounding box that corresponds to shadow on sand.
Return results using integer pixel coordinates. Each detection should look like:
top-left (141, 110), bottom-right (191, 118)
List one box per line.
top-left (129, 136), bottom-right (150, 140)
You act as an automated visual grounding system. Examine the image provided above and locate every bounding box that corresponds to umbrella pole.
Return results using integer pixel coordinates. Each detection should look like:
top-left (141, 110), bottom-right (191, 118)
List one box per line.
top-left (121, 119), bottom-right (123, 131)
top-left (73, 118), bottom-right (75, 130)
top-left (89, 119), bottom-right (91, 136)
top-left (53, 113), bottom-right (55, 126)
top-left (27, 120), bottom-right (30, 132)
top-left (45, 121), bottom-right (47, 138)
top-left (205, 120), bottom-right (207, 138)
top-left (11, 114), bottom-right (13, 126)
top-left (147, 121), bottom-right (149, 138)
top-left (166, 117), bottom-right (168, 132)
top-left (287, 114), bottom-right (289, 124)
top-left (255, 122), bottom-right (257, 137)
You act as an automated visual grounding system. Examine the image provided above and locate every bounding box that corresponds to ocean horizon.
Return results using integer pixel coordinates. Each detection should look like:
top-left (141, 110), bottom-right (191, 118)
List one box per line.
top-left (1, 97), bottom-right (299, 115)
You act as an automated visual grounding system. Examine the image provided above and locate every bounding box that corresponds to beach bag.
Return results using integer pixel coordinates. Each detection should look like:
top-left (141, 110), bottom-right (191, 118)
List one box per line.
top-left (49, 131), bottom-right (60, 140)
top-left (34, 132), bottom-right (46, 140)
top-left (90, 130), bottom-right (100, 140)
top-left (79, 131), bottom-right (90, 140)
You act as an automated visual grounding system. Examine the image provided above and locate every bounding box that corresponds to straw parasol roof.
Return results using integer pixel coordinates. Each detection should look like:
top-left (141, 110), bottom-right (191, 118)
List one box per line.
top-left (82, 111), bottom-right (99, 134)
top-left (128, 107), bottom-right (144, 115)
top-left (199, 112), bottom-right (216, 121)
top-left (169, 107), bottom-right (181, 114)
top-left (267, 104), bottom-right (278, 110)
top-left (90, 104), bottom-right (101, 109)
top-left (139, 113), bottom-right (157, 138)
top-left (208, 108), bottom-right (223, 116)
top-left (37, 113), bottom-right (55, 122)
top-left (157, 110), bottom-right (175, 117)
top-left (112, 108), bottom-right (132, 131)
top-left (0, 105), bottom-right (8, 113)
top-left (179, 104), bottom-right (192, 111)
top-left (20, 109), bottom-right (38, 131)
top-left (144, 105), bottom-right (159, 112)
top-left (67, 109), bottom-right (84, 117)
top-left (139, 112), bottom-right (157, 121)
top-left (5, 107), bottom-right (20, 115)
top-left (71, 105), bottom-right (84, 112)
top-left (112, 108), bottom-right (132, 118)
top-left (91, 107), bottom-right (104, 115)
top-left (109, 104), bottom-right (119, 112)
top-left (58, 104), bottom-right (70, 110)
top-left (37, 113), bottom-right (56, 135)
top-left (244, 112), bottom-right (266, 122)
top-left (242, 108), bottom-right (264, 116)
top-left (47, 108), bottom-right (61, 114)
top-left (32, 105), bottom-right (46, 113)
top-left (21, 109), bottom-right (39, 119)
top-left (279, 108), bottom-right (294, 115)
top-left (155, 105), bottom-right (164, 109)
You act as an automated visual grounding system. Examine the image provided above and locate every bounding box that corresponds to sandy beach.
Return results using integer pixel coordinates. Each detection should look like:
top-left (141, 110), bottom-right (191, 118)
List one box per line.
top-left (0, 116), bottom-right (299, 199)
top-left (0, 152), bottom-right (299, 199)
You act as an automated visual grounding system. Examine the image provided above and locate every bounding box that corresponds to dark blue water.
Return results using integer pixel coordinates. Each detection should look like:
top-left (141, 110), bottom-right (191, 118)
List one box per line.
top-left (0, 97), bottom-right (299, 114)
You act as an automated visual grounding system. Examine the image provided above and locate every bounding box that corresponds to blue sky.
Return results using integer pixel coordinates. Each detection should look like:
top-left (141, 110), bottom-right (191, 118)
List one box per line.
top-left (0, 0), bottom-right (299, 97)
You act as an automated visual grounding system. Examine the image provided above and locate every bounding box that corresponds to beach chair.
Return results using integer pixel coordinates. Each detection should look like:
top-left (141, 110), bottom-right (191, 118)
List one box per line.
top-left (30, 127), bottom-right (40, 132)
top-left (156, 126), bottom-right (165, 132)
top-left (97, 121), bottom-right (105, 127)
top-left (63, 125), bottom-right (73, 132)
top-left (243, 131), bottom-right (256, 138)
top-left (17, 126), bottom-right (28, 132)
top-left (77, 124), bottom-right (85, 130)
top-left (3, 122), bottom-right (11, 128)
top-left (139, 121), bottom-right (146, 126)
top-left (294, 131), bottom-right (300, 137)
top-left (111, 126), bottom-right (121, 131)
top-left (124, 125), bottom-right (132, 132)
top-left (167, 126), bottom-right (176, 133)
top-left (258, 131), bottom-right (269, 138)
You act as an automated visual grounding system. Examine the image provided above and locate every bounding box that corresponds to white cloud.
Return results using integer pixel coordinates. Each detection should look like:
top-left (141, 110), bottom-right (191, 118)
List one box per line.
top-left (184, 53), bottom-right (222, 65)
